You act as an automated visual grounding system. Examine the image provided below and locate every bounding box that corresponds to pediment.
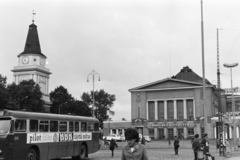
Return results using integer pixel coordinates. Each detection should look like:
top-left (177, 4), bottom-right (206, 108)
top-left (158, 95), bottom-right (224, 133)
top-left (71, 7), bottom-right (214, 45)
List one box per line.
top-left (129, 78), bottom-right (203, 91)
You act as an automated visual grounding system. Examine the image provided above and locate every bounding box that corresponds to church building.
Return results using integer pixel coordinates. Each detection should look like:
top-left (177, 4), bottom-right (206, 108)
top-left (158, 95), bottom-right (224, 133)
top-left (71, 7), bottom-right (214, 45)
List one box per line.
top-left (11, 20), bottom-right (52, 112)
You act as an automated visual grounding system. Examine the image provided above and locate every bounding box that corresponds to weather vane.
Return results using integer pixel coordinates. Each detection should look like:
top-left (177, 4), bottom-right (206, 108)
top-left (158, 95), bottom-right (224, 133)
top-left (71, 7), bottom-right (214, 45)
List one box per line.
top-left (32, 10), bottom-right (36, 23)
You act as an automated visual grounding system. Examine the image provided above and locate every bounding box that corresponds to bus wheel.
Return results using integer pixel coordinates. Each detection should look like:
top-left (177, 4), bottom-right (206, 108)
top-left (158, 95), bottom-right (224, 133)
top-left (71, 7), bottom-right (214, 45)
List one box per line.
top-left (26, 149), bottom-right (37, 160)
top-left (79, 144), bottom-right (87, 160)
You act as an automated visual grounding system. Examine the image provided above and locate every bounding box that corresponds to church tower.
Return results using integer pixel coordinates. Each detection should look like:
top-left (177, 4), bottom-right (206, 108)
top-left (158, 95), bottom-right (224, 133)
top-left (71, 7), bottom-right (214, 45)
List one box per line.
top-left (11, 19), bottom-right (52, 112)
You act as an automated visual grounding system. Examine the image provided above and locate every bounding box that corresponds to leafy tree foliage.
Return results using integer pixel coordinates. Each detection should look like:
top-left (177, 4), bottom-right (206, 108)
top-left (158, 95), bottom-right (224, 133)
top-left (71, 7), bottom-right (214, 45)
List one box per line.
top-left (50, 86), bottom-right (92, 116)
top-left (50, 86), bottom-right (74, 114)
top-left (0, 74), bottom-right (8, 109)
top-left (81, 89), bottom-right (116, 128)
top-left (6, 80), bottom-right (44, 112)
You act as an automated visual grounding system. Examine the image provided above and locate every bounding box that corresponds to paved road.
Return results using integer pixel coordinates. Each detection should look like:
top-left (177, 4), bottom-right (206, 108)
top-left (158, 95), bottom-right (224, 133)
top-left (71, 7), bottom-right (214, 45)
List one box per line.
top-left (60, 140), bottom-right (240, 160)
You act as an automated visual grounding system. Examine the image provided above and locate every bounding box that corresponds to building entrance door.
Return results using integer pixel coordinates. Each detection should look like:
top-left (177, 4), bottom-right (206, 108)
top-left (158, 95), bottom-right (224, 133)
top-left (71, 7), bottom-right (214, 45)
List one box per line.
top-left (178, 128), bottom-right (183, 139)
top-left (168, 128), bottom-right (174, 139)
top-left (158, 128), bottom-right (164, 139)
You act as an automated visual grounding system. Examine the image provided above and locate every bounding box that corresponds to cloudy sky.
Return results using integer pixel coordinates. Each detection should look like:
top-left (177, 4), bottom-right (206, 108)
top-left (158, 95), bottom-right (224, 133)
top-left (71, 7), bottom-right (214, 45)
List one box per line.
top-left (1, 0), bottom-right (240, 120)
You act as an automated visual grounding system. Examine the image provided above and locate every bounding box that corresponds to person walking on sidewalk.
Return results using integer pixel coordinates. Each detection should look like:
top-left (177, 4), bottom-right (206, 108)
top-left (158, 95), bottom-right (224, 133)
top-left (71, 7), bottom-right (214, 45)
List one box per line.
top-left (174, 136), bottom-right (180, 155)
top-left (201, 133), bottom-right (209, 154)
top-left (121, 128), bottom-right (148, 160)
top-left (225, 139), bottom-right (231, 155)
top-left (192, 134), bottom-right (200, 160)
top-left (109, 138), bottom-right (118, 157)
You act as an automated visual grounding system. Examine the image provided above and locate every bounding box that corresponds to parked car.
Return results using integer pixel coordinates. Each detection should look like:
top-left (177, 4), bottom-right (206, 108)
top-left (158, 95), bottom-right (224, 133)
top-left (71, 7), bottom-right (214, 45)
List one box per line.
top-left (144, 136), bottom-right (151, 142)
top-left (102, 134), bottom-right (123, 141)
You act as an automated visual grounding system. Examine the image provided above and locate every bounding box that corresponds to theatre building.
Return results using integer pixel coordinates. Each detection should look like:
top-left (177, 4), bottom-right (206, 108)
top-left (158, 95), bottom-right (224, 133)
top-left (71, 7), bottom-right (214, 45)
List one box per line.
top-left (128, 66), bottom-right (220, 140)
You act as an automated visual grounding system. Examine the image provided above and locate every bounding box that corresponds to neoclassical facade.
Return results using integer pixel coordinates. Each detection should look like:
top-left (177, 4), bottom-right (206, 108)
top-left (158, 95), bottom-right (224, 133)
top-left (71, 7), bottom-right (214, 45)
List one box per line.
top-left (129, 66), bottom-right (219, 139)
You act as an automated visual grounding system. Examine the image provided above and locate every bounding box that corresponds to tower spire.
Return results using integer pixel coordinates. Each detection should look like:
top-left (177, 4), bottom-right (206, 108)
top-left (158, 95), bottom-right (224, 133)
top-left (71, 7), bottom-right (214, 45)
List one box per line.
top-left (32, 10), bottom-right (36, 23)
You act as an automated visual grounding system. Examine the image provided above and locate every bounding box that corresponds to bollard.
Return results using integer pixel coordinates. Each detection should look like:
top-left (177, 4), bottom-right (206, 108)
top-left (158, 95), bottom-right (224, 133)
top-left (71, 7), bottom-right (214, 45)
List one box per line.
top-left (197, 150), bottom-right (204, 160)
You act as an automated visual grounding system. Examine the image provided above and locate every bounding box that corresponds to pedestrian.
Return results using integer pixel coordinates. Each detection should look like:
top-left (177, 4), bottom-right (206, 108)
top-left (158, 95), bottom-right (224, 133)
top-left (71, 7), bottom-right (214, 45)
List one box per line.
top-left (109, 138), bottom-right (118, 157)
top-left (192, 134), bottom-right (200, 160)
top-left (201, 133), bottom-right (209, 154)
top-left (104, 137), bottom-right (107, 147)
top-left (168, 137), bottom-right (171, 147)
top-left (225, 139), bottom-right (231, 154)
top-left (121, 128), bottom-right (148, 160)
top-left (174, 136), bottom-right (180, 155)
top-left (163, 135), bottom-right (165, 141)
top-left (141, 136), bottom-right (146, 145)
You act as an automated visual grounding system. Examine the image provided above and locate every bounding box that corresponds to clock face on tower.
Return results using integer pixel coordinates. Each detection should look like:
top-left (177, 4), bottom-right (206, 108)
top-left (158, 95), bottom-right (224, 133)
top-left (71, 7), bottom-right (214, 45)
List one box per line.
top-left (40, 58), bottom-right (45, 66)
top-left (22, 56), bottom-right (29, 64)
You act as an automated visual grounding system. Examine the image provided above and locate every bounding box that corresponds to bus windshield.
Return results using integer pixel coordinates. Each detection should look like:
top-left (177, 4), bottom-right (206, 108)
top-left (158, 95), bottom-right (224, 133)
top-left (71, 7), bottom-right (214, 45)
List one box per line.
top-left (0, 118), bottom-right (11, 134)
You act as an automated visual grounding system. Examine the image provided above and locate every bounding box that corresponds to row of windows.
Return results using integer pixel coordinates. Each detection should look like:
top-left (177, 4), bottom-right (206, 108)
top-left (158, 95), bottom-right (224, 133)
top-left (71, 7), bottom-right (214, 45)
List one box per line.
top-left (15, 119), bottom-right (99, 133)
top-left (148, 100), bottom-right (194, 122)
top-left (149, 128), bottom-right (195, 138)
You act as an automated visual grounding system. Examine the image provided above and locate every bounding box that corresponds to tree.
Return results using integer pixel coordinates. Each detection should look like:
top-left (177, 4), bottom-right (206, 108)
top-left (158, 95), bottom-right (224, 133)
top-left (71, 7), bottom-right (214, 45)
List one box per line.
top-left (0, 74), bottom-right (8, 109)
top-left (7, 80), bottom-right (44, 112)
top-left (81, 89), bottom-right (116, 128)
top-left (67, 100), bottom-right (92, 116)
top-left (50, 86), bottom-right (74, 114)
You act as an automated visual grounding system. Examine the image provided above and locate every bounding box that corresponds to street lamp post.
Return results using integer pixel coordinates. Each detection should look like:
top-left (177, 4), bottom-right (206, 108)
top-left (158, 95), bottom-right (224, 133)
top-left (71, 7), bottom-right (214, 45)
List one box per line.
top-left (87, 70), bottom-right (100, 117)
top-left (223, 62), bottom-right (238, 151)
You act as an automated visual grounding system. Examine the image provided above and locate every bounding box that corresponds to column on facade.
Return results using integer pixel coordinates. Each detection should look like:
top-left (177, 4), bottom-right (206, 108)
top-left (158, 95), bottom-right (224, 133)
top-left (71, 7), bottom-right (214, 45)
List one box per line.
top-left (155, 101), bottom-right (158, 120)
top-left (237, 126), bottom-right (239, 139)
top-left (229, 127), bottom-right (232, 139)
top-left (122, 129), bottom-right (125, 136)
top-left (214, 127), bottom-right (217, 139)
top-left (116, 129), bottom-right (119, 135)
top-left (193, 99), bottom-right (196, 119)
top-left (183, 127), bottom-right (187, 139)
top-left (164, 128), bottom-right (168, 139)
top-left (110, 129), bottom-right (112, 135)
top-left (146, 101), bottom-right (149, 120)
top-left (174, 127), bottom-right (177, 137)
top-left (47, 78), bottom-right (49, 94)
top-left (164, 100), bottom-right (167, 120)
top-left (174, 100), bottom-right (177, 120)
top-left (16, 75), bottom-right (19, 84)
top-left (154, 128), bottom-right (158, 139)
top-left (183, 99), bottom-right (187, 119)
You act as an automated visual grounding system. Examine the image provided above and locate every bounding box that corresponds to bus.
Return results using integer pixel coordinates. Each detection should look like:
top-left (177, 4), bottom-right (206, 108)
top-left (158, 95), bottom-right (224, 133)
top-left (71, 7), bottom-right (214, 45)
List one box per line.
top-left (0, 109), bottom-right (100, 160)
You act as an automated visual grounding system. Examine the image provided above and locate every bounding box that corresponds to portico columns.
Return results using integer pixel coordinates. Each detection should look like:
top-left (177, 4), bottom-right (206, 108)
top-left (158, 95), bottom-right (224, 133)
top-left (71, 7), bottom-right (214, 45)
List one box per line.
top-left (174, 100), bottom-right (177, 120)
top-left (183, 99), bottom-right (187, 119)
top-left (155, 101), bottom-right (158, 120)
top-left (146, 102), bottom-right (149, 120)
top-left (164, 100), bottom-right (167, 120)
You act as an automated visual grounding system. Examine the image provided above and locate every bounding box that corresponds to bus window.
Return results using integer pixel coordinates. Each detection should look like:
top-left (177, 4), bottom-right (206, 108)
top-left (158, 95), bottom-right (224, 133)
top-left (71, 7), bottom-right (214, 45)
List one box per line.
top-left (81, 122), bottom-right (87, 132)
top-left (94, 123), bottom-right (99, 131)
top-left (50, 121), bottom-right (58, 132)
top-left (30, 120), bottom-right (38, 132)
top-left (74, 122), bottom-right (79, 132)
top-left (87, 122), bottom-right (93, 132)
top-left (39, 120), bottom-right (49, 132)
top-left (69, 122), bottom-right (74, 132)
top-left (59, 122), bottom-right (67, 132)
top-left (15, 119), bottom-right (26, 132)
top-left (0, 118), bottom-right (11, 134)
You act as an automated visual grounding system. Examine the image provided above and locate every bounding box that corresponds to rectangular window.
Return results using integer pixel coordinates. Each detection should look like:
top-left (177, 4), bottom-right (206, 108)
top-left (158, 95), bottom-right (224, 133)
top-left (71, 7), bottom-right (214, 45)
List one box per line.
top-left (74, 122), bottom-right (79, 132)
top-left (94, 123), bottom-right (99, 131)
top-left (167, 101), bottom-right (174, 121)
top-left (81, 122), bottom-right (87, 132)
top-left (59, 122), bottom-right (67, 132)
top-left (158, 101), bottom-right (164, 122)
top-left (15, 119), bottom-right (26, 132)
top-left (177, 100), bottom-right (184, 121)
top-left (187, 100), bottom-right (194, 121)
top-left (29, 120), bottom-right (38, 132)
top-left (87, 122), bottom-right (93, 132)
top-left (39, 120), bottom-right (49, 132)
top-left (50, 121), bottom-right (58, 132)
top-left (148, 101), bottom-right (155, 122)
top-left (149, 129), bottom-right (154, 137)
top-left (188, 128), bottom-right (194, 135)
top-left (69, 122), bottom-right (74, 132)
